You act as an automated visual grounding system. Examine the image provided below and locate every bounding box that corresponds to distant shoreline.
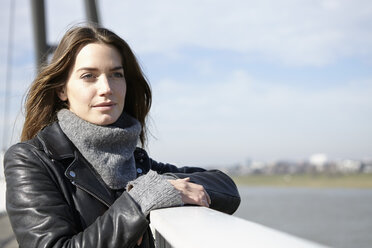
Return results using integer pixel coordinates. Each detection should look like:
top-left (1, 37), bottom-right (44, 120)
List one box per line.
top-left (232, 173), bottom-right (372, 188)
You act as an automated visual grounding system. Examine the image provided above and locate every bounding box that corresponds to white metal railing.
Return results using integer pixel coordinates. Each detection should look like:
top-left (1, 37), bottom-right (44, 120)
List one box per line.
top-left (150, 206), bottom-right (329, 248)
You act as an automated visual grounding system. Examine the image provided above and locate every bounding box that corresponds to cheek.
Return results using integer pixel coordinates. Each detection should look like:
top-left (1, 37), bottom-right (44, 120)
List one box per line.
top-left (117, 82), bottom-right (127, 99)
top-left (67, 85), bottom-right (95, 106)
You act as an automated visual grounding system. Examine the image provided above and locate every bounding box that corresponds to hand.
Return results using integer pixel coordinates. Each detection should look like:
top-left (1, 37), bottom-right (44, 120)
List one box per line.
top-left (168, 177), bottom-right (211, 207)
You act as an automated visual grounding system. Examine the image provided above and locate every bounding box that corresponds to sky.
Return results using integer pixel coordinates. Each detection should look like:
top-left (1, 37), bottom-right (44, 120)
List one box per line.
top-left (0, 0), bottom-right (371, 167)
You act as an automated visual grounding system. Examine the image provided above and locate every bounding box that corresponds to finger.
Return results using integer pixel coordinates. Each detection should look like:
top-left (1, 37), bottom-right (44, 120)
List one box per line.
top-left (181, 177), bottom-right (191, 182)
top-left (205, 190), bottom-right (211, 205)
top-left (195, 190), bottom-right (209, 207)
top-left (202, 199), bottom-right (208, 207)
top-left (201, 198), bottom-right (209, 207)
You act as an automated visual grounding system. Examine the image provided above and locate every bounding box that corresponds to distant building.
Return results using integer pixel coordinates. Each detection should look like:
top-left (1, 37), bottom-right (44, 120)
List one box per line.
top-left (309, 153), bottom-right (328, 172)
top-left (224, 152), bottom-right (371, 176)
top-left (336, 160), bottom-right (362, 173)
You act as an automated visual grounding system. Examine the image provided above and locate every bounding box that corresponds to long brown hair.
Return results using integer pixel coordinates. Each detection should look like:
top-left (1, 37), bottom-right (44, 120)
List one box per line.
top-left (21, 25), bottom-right (152, 146)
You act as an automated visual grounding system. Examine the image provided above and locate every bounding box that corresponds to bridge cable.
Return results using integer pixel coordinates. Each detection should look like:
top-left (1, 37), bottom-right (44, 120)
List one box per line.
top-left (2, 0), bottom-right (16, 152)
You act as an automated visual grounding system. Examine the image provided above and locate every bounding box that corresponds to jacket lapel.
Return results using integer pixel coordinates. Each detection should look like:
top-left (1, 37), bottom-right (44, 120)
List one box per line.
top-left (38, 122), bottom-right (116, 207)
top-left (65, 151), bottom-right (116, 207)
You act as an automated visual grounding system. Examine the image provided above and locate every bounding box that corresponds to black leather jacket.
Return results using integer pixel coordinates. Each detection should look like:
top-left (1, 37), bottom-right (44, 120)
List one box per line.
top-left (4, 122), bottom-right (240, 248)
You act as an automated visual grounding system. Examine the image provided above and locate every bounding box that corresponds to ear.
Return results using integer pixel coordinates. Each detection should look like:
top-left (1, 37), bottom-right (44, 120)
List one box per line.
top-left (57, 87), bottom-right (68, 101)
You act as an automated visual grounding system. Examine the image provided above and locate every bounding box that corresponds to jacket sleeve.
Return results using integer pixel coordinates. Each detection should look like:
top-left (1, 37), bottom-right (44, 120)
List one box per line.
top-left (150, 159), bottom-right (241, 214)
top-left (4, 143), bottom-right (148, 248)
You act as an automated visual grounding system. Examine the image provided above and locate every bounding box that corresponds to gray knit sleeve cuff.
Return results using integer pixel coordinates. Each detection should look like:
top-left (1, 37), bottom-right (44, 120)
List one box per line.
top-left (126, 170), bottom-right (183, 216)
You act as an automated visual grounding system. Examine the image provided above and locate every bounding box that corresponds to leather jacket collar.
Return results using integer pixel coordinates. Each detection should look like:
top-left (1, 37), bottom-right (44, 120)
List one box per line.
top-left (37, 122), bottom-right (117, 207)
top-left (37, 122), bottom-right (76, 160)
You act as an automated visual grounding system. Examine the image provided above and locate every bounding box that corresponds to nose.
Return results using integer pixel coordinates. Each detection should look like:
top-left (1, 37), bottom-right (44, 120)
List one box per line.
top-left (97, 74), bottom-right (113, 96)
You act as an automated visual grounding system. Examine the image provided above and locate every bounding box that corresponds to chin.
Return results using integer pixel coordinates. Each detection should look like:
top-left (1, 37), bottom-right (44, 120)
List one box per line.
top-left (90, 115), bottom-right (119, 126)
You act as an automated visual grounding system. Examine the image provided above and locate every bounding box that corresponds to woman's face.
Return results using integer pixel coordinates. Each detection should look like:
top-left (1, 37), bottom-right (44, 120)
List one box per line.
top-left (59, 43), bottom-right (126, 125)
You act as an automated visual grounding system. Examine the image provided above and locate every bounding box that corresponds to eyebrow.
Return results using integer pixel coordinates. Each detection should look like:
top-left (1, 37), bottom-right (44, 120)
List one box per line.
top-left (76, 66), bottom-right (124, 72)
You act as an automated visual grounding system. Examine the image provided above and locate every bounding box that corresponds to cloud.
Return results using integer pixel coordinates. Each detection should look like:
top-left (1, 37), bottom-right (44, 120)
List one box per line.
top-left (2, 0), bottom-right (372, 80)
top-left (101, 0), bottom-right (372, 66)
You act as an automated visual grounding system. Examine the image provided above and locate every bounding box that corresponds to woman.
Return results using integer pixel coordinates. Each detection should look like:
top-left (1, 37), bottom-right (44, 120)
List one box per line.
top-left (4, 25), bottom-right (240, 248)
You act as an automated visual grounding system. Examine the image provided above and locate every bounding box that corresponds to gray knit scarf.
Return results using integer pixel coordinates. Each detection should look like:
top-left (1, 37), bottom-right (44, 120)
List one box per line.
top-left (57, 109), bottom-right (141, 189)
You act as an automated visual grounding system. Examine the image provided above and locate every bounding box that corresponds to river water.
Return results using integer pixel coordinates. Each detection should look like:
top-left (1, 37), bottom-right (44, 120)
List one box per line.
top-left (233, 186), bottom-right (372, 248)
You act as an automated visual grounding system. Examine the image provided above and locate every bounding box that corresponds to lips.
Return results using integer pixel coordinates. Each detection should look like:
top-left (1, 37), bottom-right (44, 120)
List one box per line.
top-left (93, 102), bottom-right (116, 108)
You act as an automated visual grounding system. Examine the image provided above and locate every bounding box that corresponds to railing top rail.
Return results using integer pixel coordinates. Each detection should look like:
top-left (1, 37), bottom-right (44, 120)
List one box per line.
top-left (150, 206), bottom-right (328, 248)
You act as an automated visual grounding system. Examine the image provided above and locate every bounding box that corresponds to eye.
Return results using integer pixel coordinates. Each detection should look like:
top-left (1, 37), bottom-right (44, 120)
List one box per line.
top-left (112, 72), bottom-right (124, 78)
top-left (81, 73), bottom-right (95, 80)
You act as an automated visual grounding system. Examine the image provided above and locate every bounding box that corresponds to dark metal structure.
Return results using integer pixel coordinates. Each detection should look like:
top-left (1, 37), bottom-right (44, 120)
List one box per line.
top-left (31, 0), bottom-right (49, 67)
top-left (84, 0), bottom-right (100, 24)
top-left (31, 0), bottom-right (100, 68)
